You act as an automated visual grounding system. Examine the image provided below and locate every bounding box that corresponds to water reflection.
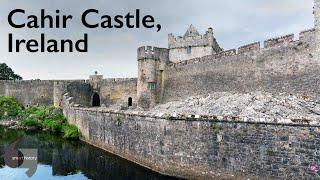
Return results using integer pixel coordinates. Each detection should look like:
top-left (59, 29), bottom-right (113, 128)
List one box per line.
top-left (0, 128), bottom-right (178, 180)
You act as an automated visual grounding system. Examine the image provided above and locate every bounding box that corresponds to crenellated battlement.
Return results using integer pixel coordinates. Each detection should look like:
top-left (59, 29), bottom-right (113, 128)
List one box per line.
top-left (238, 42), bottom-right (260, 54)
top-left (168, 30), bottom-right (213, 49)
top-left (220, 49), bottom-right (237, 57)
top-left (98, 78), bottom-right (137, 84)
top-left (137, 46), bottom-right (169, 61)
top-left (264, 34), bottom-right (294, 48)
top-left (168, 29), bottom-right (316, 68)
top-left (299, 28), bottom-right (316, 42)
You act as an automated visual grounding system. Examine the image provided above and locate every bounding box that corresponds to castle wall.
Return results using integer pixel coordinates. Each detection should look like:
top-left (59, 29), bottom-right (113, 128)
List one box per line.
top-left (62, 95), bottom-right (320, 179)
top-left (162, 29), bottom-right (320, 103)
top-left (0, 80), bottom-right (88, 107)
top-left (0, 78), bottom-right (136, 108)
top-left (0, 80), bottom-right (55, 106)
top-left (65, 81), bottom-right (93, 107)
top-left (97, 78), bottom-right (138, 107)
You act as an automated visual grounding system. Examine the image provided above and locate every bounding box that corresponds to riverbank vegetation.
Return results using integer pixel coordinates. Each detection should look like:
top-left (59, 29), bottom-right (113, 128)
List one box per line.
top-left (0, 96), bottom-right (80, 139)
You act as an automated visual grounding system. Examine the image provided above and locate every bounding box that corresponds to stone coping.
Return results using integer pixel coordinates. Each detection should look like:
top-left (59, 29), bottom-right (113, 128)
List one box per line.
top-left (66, 106), bottom-right (320, 127)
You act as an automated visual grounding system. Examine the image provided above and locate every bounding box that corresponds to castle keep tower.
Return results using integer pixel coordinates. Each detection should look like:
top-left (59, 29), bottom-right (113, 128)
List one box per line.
top-left (168, 25), bottom-right (222, 62)
top-left (137, 46), bottom-right (169, 109)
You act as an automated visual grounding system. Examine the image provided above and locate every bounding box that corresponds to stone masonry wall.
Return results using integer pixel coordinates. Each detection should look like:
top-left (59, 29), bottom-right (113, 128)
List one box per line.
top-left (62, 96), bottom-right (320, 179)
top-left (0, 80), bottom-right (55, 106)
top-left (97, 78), bottom-right (137, 107)
top-left (0, 78), bottom-right (137, 108)
top-left (169, 46), bottom-right (214, 63)
top-left (168, 27), bottom-right (222, 63)
top-left (65, 81), bottom-right (93, 107)
top-left (162, 29), bottom-right (320, 103)
top-left (0, 80), bottom-right (87, 107)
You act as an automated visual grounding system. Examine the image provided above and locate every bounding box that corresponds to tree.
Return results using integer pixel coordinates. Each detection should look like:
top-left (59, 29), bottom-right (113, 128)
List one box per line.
top-left (0, 63), bottom-right (22, 80)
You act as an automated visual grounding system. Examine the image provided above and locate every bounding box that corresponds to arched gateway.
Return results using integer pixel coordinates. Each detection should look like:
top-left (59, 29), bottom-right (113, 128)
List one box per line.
top-left (92, 93), bottom-right (100, 107)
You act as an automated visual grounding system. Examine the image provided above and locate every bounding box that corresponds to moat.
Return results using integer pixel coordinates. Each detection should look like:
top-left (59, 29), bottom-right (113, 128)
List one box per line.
top-left (0, 127), bottom-right (178, 180)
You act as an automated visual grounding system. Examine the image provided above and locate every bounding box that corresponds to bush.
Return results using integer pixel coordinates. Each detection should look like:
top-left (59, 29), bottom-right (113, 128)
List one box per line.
top-left (62, 124), bottom-right (80, 140)
top-left (0, 96), bottom-right (80, 140)
top-left (0, 96), bottom-right (24, 120)
top-left (19, 106), bottom-right (39, 120)
top-left (42, 118), bottom-right (62, 133)
top-left (21, 118), bottom-right (41, 128)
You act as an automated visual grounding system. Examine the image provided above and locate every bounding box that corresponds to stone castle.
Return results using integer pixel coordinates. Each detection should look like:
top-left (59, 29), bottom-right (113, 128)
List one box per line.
top-left (1, 1), bottom-right (320, 179)
top-left (1, 16), bottom-right (319, 110)
top-left (1, 1), bottom-right (320, 110)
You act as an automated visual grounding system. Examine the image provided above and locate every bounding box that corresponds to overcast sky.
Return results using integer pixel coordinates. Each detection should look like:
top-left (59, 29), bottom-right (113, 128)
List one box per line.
top-left (0, 0), bottom-right (314, 80)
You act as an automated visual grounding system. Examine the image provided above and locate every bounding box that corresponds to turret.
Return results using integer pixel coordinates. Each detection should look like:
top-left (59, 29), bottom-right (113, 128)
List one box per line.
top-left (137, 46), bottom-right (169, 109)
top-left (88, 71), bottom-right (103, 91)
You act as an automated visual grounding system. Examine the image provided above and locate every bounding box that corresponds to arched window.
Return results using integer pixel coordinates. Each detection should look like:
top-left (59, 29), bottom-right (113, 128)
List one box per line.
top-left (92, 93), bottom-right (100, 107)
top-left (128, 97), bottom-right (133, 107)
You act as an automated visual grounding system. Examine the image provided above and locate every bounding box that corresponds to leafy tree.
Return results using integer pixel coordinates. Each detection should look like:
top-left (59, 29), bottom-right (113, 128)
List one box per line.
top-left (0, 63), bottom-right (22, 80)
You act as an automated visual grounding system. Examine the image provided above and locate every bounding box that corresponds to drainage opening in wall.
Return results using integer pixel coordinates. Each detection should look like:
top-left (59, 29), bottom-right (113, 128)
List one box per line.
top-left (92, 92), bottom-right (101, 107)
top-left (128, 97), bottom-right (133, 107)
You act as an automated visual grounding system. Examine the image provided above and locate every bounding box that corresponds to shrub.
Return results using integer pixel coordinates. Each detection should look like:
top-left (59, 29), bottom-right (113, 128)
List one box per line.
top-left (34, 106), bottom-right (47, 120)
top-left (0, 96), bottom-right (24, 120)
top-left (0, 96), bottom-right (80, 139)
top-left (21, 118), bottom-right (41, 128)
top-left (52, 113), bottom-right (67, 124)
top-left (62, 124), bottom-right (80, 140)
top-left (42, 118), bottom-right (62, 133)
top-left (19, 106), bottom-right (39, 120)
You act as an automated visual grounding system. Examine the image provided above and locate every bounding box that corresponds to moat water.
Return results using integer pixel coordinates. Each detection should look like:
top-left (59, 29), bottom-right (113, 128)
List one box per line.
top-left (0, 127), bottom-right (178, 180)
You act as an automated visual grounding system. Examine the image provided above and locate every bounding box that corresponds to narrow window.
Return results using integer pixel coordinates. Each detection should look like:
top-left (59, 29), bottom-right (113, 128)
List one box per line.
top-left (128, 97), bottom-right (133, 107)
top-left (187, 46), bottom-right (192, 54)
top-left (148, 82), bottom-right (156, 90)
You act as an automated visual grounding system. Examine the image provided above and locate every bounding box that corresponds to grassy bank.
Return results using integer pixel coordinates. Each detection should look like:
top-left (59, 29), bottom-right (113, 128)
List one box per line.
top-left (0, 96), bottom-right (80, 140)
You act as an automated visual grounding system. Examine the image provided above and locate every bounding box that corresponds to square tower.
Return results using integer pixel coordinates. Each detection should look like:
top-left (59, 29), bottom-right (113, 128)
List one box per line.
top-left (168, 25), bottom-right (222, 63)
